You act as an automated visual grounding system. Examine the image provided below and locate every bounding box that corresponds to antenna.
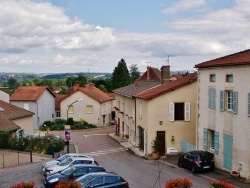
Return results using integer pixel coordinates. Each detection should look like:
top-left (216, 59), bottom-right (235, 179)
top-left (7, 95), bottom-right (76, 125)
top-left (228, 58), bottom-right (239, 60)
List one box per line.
top-left (166, 55), bottom-right (170, 65)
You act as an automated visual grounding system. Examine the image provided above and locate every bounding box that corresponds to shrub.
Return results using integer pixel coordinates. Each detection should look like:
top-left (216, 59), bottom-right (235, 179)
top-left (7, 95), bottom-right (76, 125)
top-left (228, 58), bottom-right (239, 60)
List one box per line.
top-left (0, 131), bottom-right (11, 149)
top-left (10, 181), bottom-right (35, 188)
top-left (165, 178), bottom-right (193, 188)
top-left (55, 180), bottom-right (81, 188)
top-left (209, 180), bottom-right (236, 188)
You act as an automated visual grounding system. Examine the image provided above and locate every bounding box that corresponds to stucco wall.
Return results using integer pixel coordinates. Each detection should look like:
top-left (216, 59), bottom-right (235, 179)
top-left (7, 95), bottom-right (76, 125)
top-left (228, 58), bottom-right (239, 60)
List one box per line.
top-left (197, 66), bottom-right (250, 179)
top-left (13, 116), bottom-right (34, 136)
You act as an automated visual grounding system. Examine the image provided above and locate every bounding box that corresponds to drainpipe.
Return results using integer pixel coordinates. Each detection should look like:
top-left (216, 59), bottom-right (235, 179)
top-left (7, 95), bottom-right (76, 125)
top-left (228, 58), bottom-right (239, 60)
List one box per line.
top-left (133, 96), bottom-right (137, 146)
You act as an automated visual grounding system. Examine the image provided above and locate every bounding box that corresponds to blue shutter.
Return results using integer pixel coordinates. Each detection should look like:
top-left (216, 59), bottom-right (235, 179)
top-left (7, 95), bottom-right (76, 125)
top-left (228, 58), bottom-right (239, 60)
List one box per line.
top-left (233, 91), bottom-right (238, 114)
top-left (214, 131), bottom-right (219, 154)
top-left (248, 93), bottom-right (250, 116)
top-left (208, 88), bottom-right (212, 109)
top-left (203, 128), bottom-right (208, 150)
top-left (220, 90), bottom-right (224, 111)
top-left (212, 89), bottom-right (216, 109)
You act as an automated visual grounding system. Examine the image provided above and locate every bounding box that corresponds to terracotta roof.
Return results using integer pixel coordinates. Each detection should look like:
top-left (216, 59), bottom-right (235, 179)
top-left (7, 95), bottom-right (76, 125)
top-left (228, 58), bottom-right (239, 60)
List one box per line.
top-left (0, 100), bottom-right (34, 131)
top-left (60, 83), bottom-right (113, 105)
top-left (194, 49), bottom-right (250, 68)
top-left (10, 86), bottom-right (55, 101)
top-left (137, 66), bottom-right (161, 81)
top-left (113, 81), bottom-right (161, 98)
top-left (134, 72), bottom-right (197, 100)
top-left (55, 94), bottom-right (68, 110)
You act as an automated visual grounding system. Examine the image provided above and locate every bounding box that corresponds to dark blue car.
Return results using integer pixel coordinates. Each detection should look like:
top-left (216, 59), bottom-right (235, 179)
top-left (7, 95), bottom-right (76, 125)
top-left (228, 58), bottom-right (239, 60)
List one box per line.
top-left (44, 164), bottom-right (105, 188)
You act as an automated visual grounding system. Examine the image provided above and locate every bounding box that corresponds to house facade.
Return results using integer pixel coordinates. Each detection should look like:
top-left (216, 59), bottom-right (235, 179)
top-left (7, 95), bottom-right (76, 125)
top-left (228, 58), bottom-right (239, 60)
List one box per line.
top-left (0, 100), bottom-right (34, 137)
top-left (59, 83), bottom-right (114, 126)
top-left (10, 86), bottom-right (56, 130)
top-left (134, 73), bottom-right (197, 156)
top-left (195, 49), bottom-right (250, 179)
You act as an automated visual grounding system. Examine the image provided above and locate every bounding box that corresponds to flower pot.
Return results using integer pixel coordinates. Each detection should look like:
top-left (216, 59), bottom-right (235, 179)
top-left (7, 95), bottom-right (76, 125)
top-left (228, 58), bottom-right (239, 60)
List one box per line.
top-left (152, 152), bottom-right (159, 159)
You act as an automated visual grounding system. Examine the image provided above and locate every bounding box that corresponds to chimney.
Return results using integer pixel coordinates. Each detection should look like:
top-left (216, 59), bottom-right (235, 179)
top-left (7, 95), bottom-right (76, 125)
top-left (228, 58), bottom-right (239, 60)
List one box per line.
top-left (147, 66), bottom-right (150, 80)
top-left (161, 65), bottom-right (170, 84)
top-left (86, 83), bottom-right (95, 89)
top-left (73, 84), bottom-right (79, 91)
top-left (134, 79), bottom-right (139, 87)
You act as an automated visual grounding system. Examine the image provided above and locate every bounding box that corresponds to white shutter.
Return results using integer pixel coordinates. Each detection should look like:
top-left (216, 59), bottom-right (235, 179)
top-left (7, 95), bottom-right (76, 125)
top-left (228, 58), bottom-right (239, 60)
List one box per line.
top-left (169, 103), bottom-right (174, 122)
top-left (139, 101), bottom-right (142, 119)
top-left (144, 130), bottom-right (147, 155)
top-left (185, 102), bottom-right (190, 121)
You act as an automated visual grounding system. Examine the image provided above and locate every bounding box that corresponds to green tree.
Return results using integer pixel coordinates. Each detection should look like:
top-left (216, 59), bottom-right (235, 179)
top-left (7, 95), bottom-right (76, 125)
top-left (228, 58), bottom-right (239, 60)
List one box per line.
top-left (112, 59), bottom-right (131, 90)
top-left (99, 84), bottom-right (108, 92)
top-left (22, 78), bottom-right (34, 86)
top-left (130, 64), bottom-right (141, 82)
top-left (66, 75), bottom-right (87, 88)
top-left (8, 78), bottom-right (18, 89)
top-left (91, 78), bottom-right (112, 92)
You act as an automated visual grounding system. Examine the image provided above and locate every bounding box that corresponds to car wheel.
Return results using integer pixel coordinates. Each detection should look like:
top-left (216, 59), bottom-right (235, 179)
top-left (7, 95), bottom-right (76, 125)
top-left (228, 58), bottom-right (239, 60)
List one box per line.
top-left (178, 160), bottom-right (183, 167)
top-left (191, 166), bottom-right (196, 174)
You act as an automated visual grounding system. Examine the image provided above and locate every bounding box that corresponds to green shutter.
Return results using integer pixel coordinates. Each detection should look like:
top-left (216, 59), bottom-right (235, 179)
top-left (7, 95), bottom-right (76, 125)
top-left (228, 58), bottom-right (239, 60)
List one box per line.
top-left (214, 131), bottom-right (219, 154)
top-left (220, 90), bottom-right (224, 111)
top-left (248, 93), bottom-right (250, 116)
top-left (208, 88), bottom-right (212, 109)
top-left (233, 91), bottom-right (238, 114)
top-left (212, 89), bottom-right (216, 109)
top-left (203, 128), bottom-right (208, 150)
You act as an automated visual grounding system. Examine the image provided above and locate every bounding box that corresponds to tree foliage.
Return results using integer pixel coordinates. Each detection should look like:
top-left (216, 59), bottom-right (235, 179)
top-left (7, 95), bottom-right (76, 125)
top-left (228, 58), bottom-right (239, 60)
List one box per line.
top-left (66, 75), bottom-right (87, 87)
top-left (129, 64), bottom-right (140, 82)
top-left (112, 59), bottom-right (131, 90)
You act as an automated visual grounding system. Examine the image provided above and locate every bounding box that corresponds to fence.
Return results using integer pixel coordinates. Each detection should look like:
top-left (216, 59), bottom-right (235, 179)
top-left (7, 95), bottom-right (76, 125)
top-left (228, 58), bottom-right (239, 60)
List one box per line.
top-left (0, 150), bottom-right (50, 169)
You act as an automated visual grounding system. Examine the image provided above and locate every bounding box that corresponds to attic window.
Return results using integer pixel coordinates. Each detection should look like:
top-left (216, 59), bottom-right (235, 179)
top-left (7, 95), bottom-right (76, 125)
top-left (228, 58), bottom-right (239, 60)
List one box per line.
top-left (0, 107), bottom-right (4, 112)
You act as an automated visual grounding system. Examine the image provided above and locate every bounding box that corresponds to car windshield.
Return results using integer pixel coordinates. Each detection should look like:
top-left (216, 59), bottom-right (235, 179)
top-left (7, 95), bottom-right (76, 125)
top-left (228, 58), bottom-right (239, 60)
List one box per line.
top-left (57, 154), bottom-right (69, 162)
top-left (61, 166), bottom-right (77, 176)
top-left (58, 158), bottom-right (73, 166)
top-left (77, 175), bottom-right (95, 185)
top-left (196, 153), bottom-right (211, 162)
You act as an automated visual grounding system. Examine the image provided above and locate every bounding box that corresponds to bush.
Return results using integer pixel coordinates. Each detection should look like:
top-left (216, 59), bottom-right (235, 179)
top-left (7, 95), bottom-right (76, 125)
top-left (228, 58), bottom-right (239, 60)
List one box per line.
top-left (209, 180), bottom-right (236, 188)
top-left (55, 180), bottom-right (81, 188)
top-left (8, 137), bottom-right (31, 151)
top-left (10, 181), bottom-right (35, 188)
top-left (165, 178), bottom-right (193, 188)
top-left (0, 131), bottom-right (11, 149)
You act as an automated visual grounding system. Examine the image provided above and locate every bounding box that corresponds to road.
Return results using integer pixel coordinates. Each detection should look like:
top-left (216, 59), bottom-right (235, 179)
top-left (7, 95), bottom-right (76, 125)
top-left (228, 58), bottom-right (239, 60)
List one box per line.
top-left (0, 127), bottom-right (213, 188)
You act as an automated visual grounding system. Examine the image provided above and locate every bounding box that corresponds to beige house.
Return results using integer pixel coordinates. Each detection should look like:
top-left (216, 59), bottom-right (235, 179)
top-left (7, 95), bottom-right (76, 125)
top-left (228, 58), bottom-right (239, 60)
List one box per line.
top-left (194, 49), bottom-right (250, 180)
top-left (59, 83), bottom-right (114, 126)
top-left (134, 73), bottom-right (197, 156)
top-left (113, 66), bottom-right (164, 148)
top-left (0, 100), bottom-right (34, 137)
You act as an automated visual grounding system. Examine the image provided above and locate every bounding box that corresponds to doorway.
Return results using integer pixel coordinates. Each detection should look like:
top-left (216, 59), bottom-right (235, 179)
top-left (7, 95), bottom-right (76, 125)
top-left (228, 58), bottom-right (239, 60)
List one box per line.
top-left (157, 131), bottom-right (166, 156)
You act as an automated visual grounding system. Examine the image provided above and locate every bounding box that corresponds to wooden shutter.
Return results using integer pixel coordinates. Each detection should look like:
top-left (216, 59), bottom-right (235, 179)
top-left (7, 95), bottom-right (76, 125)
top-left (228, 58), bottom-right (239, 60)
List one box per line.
top-left (212, 89), bottom-right (216, 109)
top-left (169, 103), bottom-right (174, 122)
top-left (214, 131), bottom-right (219, 154)
top-left (203, 128), bottom-right (208, 150)
top-left (220, 90), bottom-right (224, 111)
top-left (208, 88), bottom-right (212, 109)
top-left (184, 102), bottom-right (190, 121)
top-left (233, 91), bottom-right (238, 114)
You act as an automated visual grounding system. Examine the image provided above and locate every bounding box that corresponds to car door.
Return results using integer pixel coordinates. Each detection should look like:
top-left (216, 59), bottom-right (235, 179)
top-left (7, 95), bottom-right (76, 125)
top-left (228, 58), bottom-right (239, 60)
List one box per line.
top-left (182, 153), bottom-right (191, 168)
top-left (73, 167), bottom-right (88, 178)
top-left (86, 177), bottom-right (104, 187)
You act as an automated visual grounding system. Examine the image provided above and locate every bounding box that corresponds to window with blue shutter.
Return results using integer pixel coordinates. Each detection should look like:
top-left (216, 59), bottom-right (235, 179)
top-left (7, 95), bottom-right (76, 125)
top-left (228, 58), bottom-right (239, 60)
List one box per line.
top-left (220, 90), bottom-right (224, 111)
top-left (208, 88), bottom-right (216, 109)
top-left (233, 91), bottom-right (238, 114)
top-left (214, 131), bottom-right (219, 154)
top-left (248, 93), bottom-right (250, 116)
top-left (203, 128), bottom-right (208, 150)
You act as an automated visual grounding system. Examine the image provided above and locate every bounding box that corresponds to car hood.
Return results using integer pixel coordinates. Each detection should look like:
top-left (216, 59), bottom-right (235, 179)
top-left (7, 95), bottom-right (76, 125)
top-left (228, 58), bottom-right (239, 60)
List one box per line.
top-left (46, 173), bottom-right (67, 181)
top-left (43, 160), bottom-right (59, 168)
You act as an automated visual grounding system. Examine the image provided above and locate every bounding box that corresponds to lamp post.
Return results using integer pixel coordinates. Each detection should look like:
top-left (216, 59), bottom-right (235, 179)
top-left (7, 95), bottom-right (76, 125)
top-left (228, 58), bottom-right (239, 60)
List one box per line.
top-left (65, 98), bottom-right (83, 153)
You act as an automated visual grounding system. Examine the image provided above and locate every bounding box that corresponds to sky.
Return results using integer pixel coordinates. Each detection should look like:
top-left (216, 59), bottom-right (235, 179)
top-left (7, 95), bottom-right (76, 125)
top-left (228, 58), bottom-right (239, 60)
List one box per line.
top-left (0, 0), bottom-right (250, 73)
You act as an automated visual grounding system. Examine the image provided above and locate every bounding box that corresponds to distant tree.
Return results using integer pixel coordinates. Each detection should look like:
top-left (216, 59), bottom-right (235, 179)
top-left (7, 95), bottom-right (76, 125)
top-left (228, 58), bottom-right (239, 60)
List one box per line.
top-left (130, 64), bottom-right (141, 83)
top-left (54, 79), bottom-right (67, 86)
top-left (66, 75), bottom-right (87, 88)
top-left (112, 59), bottom-right (131, 90)
top-left (8, 78), bottom-right (18, 89)
top-left (32, 78), bottom-right (42, 86)
top-left (39, 79), bottom-right (54, 90)
top-left (91, 78), bottom-right (112, 92)
top-left (58, 86), bottom-right (67, 94)
top-left (22, 78), bottom-right (34, 86)
top-left (99, 84), bottom-right (108, 92)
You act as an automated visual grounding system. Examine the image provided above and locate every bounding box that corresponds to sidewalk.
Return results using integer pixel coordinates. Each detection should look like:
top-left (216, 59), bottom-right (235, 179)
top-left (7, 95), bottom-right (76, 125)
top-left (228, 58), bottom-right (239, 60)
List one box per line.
top-left (109, 133), bottom-right (250, 188)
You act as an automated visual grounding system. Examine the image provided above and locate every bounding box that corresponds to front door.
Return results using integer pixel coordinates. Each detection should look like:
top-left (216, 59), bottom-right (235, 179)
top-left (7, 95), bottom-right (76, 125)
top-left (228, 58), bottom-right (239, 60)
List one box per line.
top-left (223, 134), bottom-right (233, 170)
top-left (157, 131), bottom-right (165, 156)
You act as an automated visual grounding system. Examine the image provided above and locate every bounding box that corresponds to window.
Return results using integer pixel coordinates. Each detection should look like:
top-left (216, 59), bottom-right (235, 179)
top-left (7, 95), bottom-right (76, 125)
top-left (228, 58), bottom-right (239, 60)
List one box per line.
top-left (226, 74), bottom-right (233, 82)
top-left (210, 74), bottom-right (216, 82)
top-left (56, 112), bottom-right (60, 117)
top-left (204, 129), bottom-right (219, 154)
top-left (52, 114), bottom-right (54, 118)
top-left (208, 88), bottom-right (216, 109)
top-left (24, 103), bottom-right (29, 110)
top-left (169, 102), bottom-right (190, 121)
top-left (220, 90), bottom-right (238, 113)
top-left (86, 105), bottom-right (93, 113)
top-left (102, 115), bottom-right (105, 124)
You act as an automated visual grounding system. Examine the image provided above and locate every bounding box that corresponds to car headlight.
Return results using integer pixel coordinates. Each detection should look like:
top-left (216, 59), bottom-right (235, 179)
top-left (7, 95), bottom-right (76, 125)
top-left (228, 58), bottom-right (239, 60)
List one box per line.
top-left (49, 178), bottom-right (59, 183)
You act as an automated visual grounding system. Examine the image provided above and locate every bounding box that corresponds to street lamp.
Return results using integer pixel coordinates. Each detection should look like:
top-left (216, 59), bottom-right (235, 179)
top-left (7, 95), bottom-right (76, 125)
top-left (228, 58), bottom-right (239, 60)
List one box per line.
top-left (65, 98), bottom-right (83, 153)
top-left (66, 98), bottom-right (83, 121)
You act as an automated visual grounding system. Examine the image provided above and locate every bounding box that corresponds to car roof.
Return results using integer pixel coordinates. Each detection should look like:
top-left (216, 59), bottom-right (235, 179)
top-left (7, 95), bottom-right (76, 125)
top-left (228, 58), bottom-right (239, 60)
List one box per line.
top-left (67, 153), bottom-right (92, 158)
top-left (70, 157), bottom-right (95, 161)
top-left (82, 172), bottom-right (118, 177)
top-left (73, 164), bottom-right (101, 168)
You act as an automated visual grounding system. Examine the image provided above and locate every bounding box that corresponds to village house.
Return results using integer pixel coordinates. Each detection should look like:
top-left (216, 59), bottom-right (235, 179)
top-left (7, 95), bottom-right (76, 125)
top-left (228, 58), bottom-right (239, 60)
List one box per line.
top-left (194, 49), bottom-right (250, 180)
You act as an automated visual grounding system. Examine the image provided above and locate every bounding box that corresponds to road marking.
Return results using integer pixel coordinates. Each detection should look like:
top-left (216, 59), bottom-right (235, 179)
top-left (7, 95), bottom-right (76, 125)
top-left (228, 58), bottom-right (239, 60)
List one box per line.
top-left (82, 147), bottom-right (126, 156)
top-left (84, 134), bottom-right (107, 137)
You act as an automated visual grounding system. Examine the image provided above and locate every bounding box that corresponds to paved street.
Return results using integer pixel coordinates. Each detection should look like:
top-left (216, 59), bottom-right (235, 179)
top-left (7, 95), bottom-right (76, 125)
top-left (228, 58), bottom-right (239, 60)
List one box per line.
top-left (0, 127), bottom-right (249, 188)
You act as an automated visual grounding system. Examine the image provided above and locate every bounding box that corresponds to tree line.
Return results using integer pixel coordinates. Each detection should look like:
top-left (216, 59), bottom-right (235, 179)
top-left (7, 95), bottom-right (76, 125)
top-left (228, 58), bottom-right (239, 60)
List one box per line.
top-left (0, 59), bottom-right (141, 94)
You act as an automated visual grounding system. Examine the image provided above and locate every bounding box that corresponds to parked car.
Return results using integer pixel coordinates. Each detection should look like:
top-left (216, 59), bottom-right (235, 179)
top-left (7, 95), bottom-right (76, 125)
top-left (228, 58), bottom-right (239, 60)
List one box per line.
top-left (42, 153), bottom-right (92, 171)
top-left (76, 172), bottom-right (129, 188)
top-left (44, 164), bottom-right (106, 188)
top-left (178, 150), bottom-right (215, 173)
top-left (43, 157), bottom-right (98, 177)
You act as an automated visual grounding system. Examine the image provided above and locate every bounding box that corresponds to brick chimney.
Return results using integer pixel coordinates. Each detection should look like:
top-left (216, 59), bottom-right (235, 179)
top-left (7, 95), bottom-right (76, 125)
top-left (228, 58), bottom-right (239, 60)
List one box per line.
top-left (73, 84), bottom-right (79, 91)
top-left (161, 65), bottom-right (170, 84)
top-left (86, 83), bottom-right (95, 89)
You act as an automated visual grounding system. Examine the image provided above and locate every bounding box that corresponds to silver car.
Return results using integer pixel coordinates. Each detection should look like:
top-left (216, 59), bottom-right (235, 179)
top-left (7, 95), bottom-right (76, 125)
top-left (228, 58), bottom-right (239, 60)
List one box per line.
top-left (42, 153), bottom-right (92, 171)
top-left (43, 156), bottom-right (98, 177)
